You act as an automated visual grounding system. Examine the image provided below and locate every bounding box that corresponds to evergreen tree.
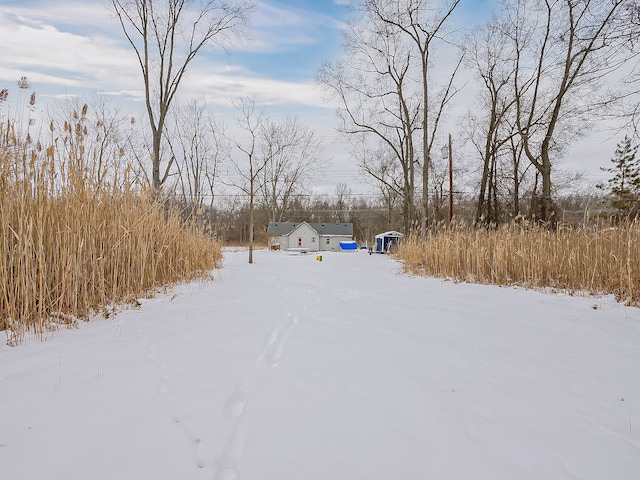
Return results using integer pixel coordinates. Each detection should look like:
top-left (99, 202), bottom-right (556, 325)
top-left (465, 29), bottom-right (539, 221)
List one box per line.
top-left (598, 136), bottom-right (640, 217)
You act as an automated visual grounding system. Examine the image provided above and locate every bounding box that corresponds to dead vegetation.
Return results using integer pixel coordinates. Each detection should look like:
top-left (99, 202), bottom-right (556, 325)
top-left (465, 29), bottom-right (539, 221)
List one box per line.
top-left (0, 122), bottom-right (221, 345)
top-left (398, 220), bottom-right (640, 306)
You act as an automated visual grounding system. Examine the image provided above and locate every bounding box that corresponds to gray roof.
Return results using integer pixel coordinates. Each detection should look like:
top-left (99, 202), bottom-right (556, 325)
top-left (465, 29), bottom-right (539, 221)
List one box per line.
top-left (267, 221), bottom-right (353, 236)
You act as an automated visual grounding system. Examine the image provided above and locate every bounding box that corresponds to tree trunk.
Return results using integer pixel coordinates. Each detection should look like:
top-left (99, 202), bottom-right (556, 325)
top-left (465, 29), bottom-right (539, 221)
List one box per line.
top-left (421, 56), bottom-right (429, 238)
top-left (248, 179), bottom-right (254, 264)
top-left (539, 150), bottom-right (554, 224)
top-left (475, 139), bottom-right (492, 225)
top-left (152, 129), bottom-right (162, 190)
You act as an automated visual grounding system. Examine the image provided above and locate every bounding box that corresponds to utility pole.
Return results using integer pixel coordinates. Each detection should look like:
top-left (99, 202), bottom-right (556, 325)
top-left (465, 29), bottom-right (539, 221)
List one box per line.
top-left (448, 133), bottom-right (453, 225)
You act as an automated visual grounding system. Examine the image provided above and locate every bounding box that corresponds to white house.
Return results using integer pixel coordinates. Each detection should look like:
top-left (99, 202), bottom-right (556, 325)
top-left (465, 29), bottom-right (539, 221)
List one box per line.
top-left (267, 221), bottom-right (354, 252)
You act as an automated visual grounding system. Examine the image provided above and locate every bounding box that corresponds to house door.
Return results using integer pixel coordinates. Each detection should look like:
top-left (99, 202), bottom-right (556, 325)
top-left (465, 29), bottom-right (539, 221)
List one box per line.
top-left (298, 237), bottom-right (302, 247)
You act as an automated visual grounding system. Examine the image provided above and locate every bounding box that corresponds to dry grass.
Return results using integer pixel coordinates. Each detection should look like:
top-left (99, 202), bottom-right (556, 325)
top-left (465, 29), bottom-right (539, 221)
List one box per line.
top-left (1, 129), bottom-right (222, 345)
top-left (398, 221), bottom-right (640, 306)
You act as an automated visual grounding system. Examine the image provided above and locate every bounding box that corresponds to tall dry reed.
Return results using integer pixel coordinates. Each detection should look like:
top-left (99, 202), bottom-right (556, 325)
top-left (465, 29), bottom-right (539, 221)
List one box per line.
top-left (1, 124), bottom-right (221, 345)
top-left (398, 221), bottom-right (640, 306)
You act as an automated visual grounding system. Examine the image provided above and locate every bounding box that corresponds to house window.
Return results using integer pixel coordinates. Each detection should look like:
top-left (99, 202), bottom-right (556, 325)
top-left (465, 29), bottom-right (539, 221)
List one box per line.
top-left (298, 238), bottom-right (303, 247)
top-left (312, 237), bottom-right (316, 243)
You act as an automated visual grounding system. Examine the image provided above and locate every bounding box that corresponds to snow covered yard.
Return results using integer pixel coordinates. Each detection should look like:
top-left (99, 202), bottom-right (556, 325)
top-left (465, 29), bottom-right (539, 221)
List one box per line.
top-left (1, 248), bottom-right (639, 480)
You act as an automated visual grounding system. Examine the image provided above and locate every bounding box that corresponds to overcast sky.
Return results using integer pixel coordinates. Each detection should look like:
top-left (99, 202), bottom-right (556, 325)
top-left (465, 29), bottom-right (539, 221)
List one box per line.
top-left (0, 0), bottom-right (621, 195)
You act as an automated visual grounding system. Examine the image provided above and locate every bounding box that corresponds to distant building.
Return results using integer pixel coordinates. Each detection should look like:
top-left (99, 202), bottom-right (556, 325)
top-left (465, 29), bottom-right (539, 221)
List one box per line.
top-left (374, 231), bottom-right (403, 253)
top-left (267, 221), bottom-right (354, 252)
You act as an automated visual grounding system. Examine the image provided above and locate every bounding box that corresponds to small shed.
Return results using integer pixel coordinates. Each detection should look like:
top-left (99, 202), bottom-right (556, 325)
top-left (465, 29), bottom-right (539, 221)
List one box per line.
top-left (375, 231), bottom-right (404, 253)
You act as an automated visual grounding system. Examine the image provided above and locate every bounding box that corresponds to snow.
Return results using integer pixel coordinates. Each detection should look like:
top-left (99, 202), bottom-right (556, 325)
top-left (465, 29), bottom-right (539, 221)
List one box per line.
top-left (1, 248), bottom-right (640, 479)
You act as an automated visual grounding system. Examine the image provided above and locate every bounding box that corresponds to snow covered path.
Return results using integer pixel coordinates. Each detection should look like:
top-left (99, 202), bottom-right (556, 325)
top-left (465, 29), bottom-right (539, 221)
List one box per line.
top-left (1, 249), bottom-right (640, 479)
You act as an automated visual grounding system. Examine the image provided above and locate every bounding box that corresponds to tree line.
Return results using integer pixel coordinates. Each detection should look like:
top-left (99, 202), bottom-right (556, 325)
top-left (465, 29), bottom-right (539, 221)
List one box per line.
top-left (318, 0), bottom-right (640, 232)
top-left (4, 0), bottom-right (640, 262)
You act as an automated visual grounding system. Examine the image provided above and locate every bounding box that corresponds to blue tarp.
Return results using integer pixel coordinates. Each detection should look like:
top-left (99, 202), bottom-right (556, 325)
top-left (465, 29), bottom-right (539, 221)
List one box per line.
top-left (339, 241), bottom-right (358, 251)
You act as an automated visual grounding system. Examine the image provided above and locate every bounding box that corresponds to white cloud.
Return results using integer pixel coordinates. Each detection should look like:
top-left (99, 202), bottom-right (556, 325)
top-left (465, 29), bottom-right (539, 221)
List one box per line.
top-left (4, 1), bottom-right (119, 31)
top-left (0, 1), bottom-right (348, 106)
top-left (0, 9), bottom-right (139, 92)
top-left (236, 0), bottom-right (346, 53)
top-left (179, 63), bottom-right (336, 109)
top-left (0, 5), bottom-right (337, 111)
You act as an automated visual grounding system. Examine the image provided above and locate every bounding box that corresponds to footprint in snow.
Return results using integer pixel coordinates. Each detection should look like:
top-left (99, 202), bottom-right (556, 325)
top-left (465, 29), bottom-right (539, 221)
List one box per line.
top-left (223, 388), bottom-right (249, 422)
top-left (264, 313), bottom-right (298, 368)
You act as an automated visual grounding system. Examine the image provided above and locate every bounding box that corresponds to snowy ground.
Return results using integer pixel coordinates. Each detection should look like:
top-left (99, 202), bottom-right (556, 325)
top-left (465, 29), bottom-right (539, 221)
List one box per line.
top-left (1, 248), bottom-right (639, 480)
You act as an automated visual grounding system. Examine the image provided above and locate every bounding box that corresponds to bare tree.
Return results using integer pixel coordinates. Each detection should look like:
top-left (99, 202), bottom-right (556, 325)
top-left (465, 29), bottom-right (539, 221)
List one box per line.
top-left (504, 125), bottom-right (535, 219)
top-left (465, 18), bottom-right (519, 225)
top-left (506, 0), bottom-right (628, 222)
top-left (375, 177), bottom-right (402, 227)
top-left (258, 116), bottom-right (323, 222)
top-left (110, 0), bottom-right (252, 191)
top-left (225, 98), bottom-right (299, 264)
top-left (351, 137), bottom-right (419, 229)
top-left (609, 2), bottom-right (640, 134)
top-left (226, 98), bottom-right (264, 264)
top-left (168, 99), bottom-right (226, 221)
top-left (318, 10), bottom-right (421, 233)
top-left (364, 0), bottom-right (463, 234)
top-left (334, 182), bottom-right (352, 222)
